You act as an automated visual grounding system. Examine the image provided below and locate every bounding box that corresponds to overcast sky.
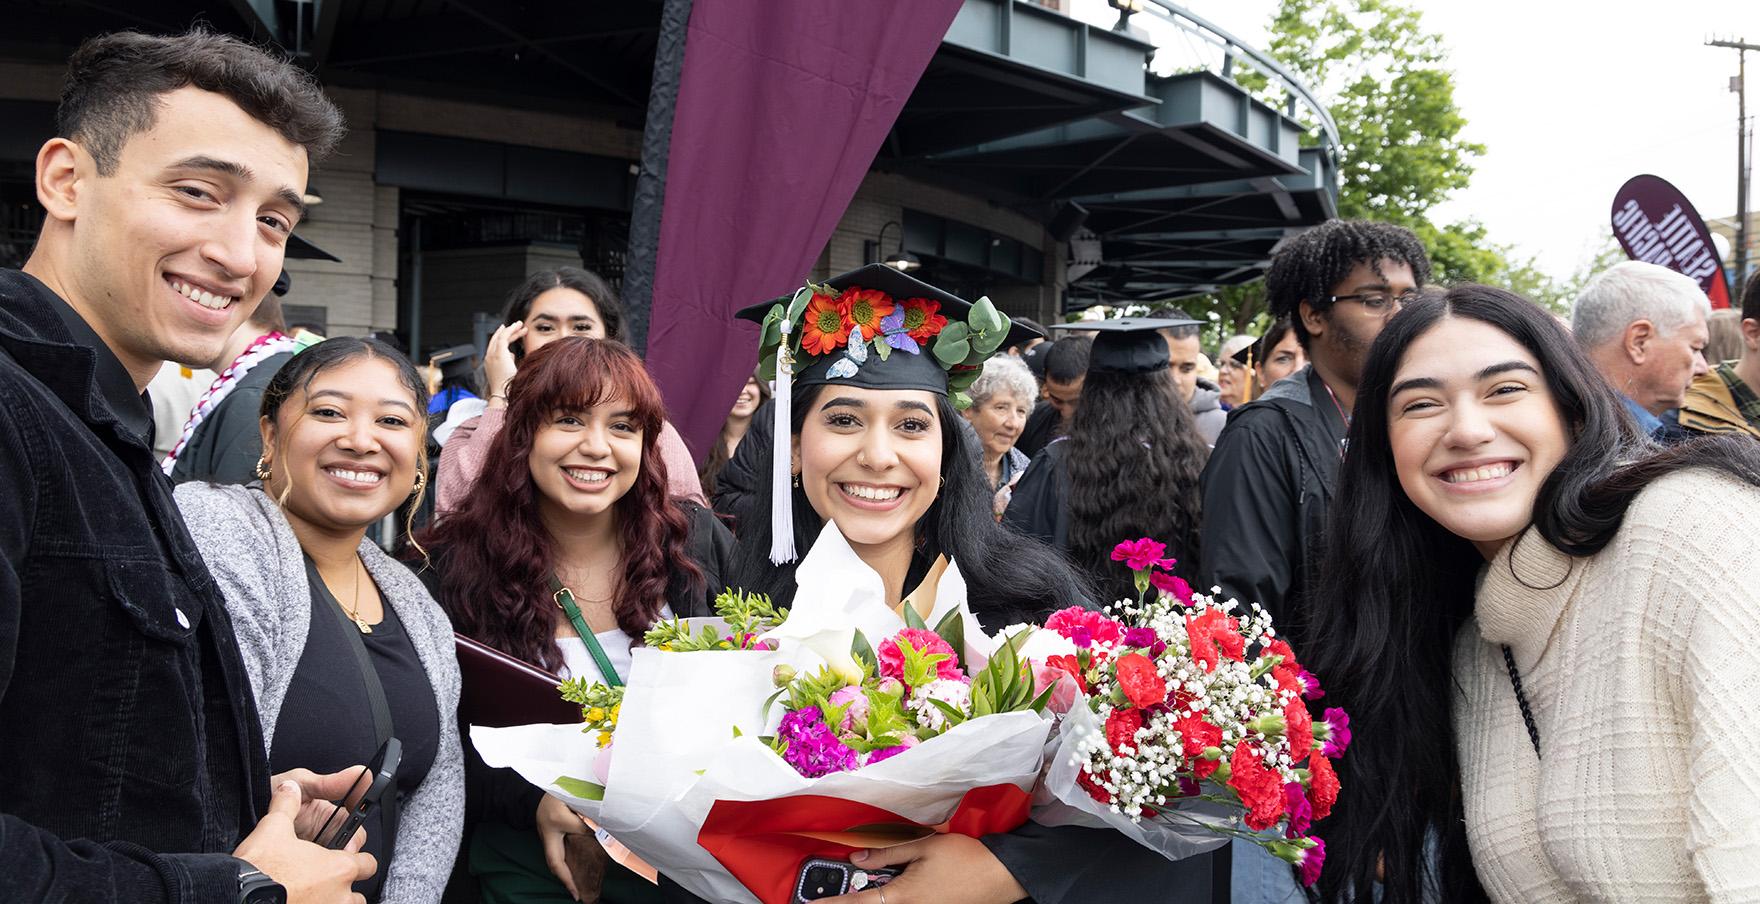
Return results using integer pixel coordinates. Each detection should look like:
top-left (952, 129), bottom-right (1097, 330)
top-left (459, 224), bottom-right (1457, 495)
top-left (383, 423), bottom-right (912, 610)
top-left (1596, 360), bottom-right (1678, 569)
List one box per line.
top-left (1071, 0), bottom-right (1758, 282)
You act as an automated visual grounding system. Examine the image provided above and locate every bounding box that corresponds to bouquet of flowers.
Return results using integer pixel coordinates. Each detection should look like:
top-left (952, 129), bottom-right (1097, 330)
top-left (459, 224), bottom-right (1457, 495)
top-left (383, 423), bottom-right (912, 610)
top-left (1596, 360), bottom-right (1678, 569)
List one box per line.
top-left (1034, 538), bottom-right (1350, 886)
top-left (474, 522), bottom-right (1059, 904)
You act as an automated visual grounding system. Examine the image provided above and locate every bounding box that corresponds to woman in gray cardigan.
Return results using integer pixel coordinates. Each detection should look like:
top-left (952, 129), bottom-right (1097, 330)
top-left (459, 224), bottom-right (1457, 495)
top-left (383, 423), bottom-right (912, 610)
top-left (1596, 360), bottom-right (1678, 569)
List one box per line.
top-left (176, 337), bottom-right (463, 904)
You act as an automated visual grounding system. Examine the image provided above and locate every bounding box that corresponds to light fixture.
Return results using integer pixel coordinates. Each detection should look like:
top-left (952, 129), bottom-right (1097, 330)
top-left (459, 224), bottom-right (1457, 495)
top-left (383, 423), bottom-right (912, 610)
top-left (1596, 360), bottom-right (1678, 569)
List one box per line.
top-left (301, 182), bottom-right (324, 206)
top-left (873, 220), bottom-right (920, 271)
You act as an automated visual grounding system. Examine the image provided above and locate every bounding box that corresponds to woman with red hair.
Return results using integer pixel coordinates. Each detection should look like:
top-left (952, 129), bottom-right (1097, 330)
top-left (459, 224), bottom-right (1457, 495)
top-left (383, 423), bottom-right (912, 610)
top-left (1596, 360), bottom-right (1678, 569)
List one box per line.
top-left (417, 336), bottom-right (732, 904)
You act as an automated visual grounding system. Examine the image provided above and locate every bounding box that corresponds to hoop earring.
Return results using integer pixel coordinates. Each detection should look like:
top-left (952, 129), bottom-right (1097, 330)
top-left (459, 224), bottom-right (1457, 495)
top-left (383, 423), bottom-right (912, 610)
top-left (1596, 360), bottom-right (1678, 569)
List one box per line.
top-left (411, 470), bottom-right (428, 496)
top-left (254, 456), bottom-right (272, 482)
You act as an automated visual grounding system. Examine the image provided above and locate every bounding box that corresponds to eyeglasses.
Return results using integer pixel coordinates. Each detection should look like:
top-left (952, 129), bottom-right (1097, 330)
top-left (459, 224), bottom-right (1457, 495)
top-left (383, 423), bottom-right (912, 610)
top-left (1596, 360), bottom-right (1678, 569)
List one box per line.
top-left (1328, 289), bottom-right (1421, 312)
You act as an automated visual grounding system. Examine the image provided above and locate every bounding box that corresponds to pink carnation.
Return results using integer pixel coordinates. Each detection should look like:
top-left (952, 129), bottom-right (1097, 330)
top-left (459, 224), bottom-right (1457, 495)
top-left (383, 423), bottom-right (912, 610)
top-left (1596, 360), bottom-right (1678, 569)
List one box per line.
top-left (1298, 837), bottom-right (1327, 887)
top-left (877, 628), bottom-right (962, 687)
top-left (1149, 571), bottom-right (1193, 603)
top-left (1043, 607), bottom-right (1126, 649)
top-left (1110, 538), bottom-right (1176, 572)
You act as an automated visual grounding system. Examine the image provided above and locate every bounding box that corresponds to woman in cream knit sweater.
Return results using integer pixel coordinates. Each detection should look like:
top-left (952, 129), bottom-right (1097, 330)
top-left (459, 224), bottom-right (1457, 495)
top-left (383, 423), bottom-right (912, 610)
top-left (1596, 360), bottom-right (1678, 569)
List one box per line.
top-left (1301, 285), bottom-right (1760, 904)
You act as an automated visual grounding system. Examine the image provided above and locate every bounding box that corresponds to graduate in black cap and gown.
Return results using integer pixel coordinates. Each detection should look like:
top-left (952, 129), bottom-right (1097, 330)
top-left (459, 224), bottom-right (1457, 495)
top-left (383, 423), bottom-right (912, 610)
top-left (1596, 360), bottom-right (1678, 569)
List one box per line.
top-left (696, 268), bottom-right (1218, 904)
top-left (1002, 319), bottom-right (1210, 605)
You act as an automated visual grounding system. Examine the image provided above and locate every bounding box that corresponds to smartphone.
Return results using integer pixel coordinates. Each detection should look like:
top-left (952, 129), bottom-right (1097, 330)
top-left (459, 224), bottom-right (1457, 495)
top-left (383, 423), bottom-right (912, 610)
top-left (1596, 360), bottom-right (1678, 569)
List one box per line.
top-left (793, 857), bottom-right (899, 902)
top-left (316, 737), bottom-right (401, 850)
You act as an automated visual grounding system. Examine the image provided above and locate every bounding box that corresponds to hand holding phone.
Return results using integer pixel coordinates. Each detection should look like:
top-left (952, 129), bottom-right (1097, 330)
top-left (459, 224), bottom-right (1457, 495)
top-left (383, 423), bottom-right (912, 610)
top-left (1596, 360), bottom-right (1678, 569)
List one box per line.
top-left (315, 737), bottom-right (401, 850)
top-left (794, 858), bottom-right (900, 902)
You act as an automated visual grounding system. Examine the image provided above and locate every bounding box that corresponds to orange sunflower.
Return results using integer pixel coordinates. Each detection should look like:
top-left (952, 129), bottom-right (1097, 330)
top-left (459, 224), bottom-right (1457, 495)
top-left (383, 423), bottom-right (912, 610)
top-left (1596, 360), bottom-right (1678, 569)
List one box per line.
top-left (840, 287), bottom-right (896, 341)
top-left (799, 292), bottom-right (853, 356)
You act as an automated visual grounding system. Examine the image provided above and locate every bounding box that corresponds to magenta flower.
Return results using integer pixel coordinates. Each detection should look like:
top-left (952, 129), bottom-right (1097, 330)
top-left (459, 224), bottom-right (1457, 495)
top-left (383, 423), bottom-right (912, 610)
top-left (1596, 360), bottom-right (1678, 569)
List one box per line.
top-left (1149, 571), bottom-right (1193, 603)
top-left (1043, 607), bottom-right (1126, 648)
top-left (1298, 837), bottom-right (1326, 886)
top-left (1283, 782), bottom-right (1313, 836)
top-left (865, 744), bottom-right (910, 765)
top-left (1299, 667), bottom-right (1325, 700)
top-left (1123, 627), bottom-right (1157, 648)
top-left (1111, 538), bottom-right (1176, 572)
top-left (1320, 708), bottom-right (1351, 757)
top-left (777, 708), bottom-right (858, 778)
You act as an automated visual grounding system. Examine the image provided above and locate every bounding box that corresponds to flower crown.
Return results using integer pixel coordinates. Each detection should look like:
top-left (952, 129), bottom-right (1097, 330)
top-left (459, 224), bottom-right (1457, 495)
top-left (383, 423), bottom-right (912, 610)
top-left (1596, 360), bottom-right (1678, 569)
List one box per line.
top-left (754, 281), bottom-right (1011, 408)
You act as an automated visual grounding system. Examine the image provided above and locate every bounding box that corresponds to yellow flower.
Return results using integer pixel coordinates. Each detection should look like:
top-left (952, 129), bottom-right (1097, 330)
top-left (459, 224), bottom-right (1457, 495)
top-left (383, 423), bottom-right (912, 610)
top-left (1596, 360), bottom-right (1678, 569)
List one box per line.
top-left (584, 706), bottom-right (606, 723)
top-left (595, 729), bottom-right (613, 748)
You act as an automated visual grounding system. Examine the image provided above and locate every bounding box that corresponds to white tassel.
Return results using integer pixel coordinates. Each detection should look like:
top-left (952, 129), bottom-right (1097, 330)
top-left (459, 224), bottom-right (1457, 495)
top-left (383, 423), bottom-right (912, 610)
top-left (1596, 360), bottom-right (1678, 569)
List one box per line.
top-left (769, 318), bottom-right (798, 564)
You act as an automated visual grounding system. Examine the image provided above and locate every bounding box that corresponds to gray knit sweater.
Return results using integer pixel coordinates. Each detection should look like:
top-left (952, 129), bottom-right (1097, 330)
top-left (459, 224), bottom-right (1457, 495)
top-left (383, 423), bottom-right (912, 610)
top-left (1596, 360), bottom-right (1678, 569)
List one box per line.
top-left (175, 482), bottom-right (463, 903)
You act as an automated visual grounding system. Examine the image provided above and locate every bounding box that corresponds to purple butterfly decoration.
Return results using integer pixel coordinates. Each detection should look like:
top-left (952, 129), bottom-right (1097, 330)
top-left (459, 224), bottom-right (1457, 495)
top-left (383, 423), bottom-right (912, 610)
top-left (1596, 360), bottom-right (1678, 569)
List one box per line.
top-left (879, 308), bottom-right (920, 354)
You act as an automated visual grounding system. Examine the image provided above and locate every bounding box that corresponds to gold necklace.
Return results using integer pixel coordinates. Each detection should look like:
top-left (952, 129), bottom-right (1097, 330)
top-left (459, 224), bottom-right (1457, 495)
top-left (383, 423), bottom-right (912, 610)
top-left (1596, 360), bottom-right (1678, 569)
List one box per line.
top-left (342, 557), bottom-right (372, 634)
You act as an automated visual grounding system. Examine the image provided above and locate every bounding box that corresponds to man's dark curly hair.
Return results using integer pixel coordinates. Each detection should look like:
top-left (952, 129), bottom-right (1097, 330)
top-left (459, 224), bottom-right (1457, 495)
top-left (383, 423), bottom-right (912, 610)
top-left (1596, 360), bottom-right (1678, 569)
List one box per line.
top-left (1264, 220), bottom-right (1431, 348)
top-left (58, 28), bottom-right (345, 175)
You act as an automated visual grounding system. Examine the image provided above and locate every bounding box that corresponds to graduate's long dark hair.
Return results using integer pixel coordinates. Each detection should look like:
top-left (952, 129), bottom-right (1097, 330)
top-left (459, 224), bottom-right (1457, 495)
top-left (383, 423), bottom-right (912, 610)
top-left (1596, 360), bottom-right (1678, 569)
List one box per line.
top-left (1064, 366), bottom-right (1207, 602)
top-left (1310, 285), bottom-right (1760, 904)
top-left (732, 383), bottom-right (1096, 629)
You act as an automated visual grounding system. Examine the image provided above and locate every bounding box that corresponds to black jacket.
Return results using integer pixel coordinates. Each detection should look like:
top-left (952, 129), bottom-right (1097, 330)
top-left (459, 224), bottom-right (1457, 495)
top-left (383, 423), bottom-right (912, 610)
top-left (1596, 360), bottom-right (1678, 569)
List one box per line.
top-left (1197, 365), bottom-right (1346, 647)
top-left (713, 399), bottom-right (772, 538)
top-left (0, 269), bottom-right (270, 902)
top-left (170, 350), bottom-right (294, 485)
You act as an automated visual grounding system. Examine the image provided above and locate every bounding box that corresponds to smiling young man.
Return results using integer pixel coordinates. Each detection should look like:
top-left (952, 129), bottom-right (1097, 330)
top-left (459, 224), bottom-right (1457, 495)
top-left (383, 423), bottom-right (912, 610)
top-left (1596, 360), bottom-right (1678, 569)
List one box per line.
top-left (0, 29), bottom-right (377, 904)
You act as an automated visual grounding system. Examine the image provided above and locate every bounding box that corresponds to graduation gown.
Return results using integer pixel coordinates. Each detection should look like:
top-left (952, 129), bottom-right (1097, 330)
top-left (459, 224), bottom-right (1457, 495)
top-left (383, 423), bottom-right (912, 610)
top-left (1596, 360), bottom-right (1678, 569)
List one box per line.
top-left (1000, 439), bottom-right (1070, 552)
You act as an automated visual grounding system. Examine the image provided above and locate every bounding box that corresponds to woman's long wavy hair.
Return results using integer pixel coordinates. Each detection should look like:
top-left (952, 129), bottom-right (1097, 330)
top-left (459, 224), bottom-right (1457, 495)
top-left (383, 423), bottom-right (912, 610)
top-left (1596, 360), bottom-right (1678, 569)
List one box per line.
top-left (419, 337), bottom-right (699, 672)
top-left (1309, 285), bottom-right (1760, 904)
top-left (731, 383), bottom-right (1096, 629)
top-left (1065, 366), bottom-right (1208, 602)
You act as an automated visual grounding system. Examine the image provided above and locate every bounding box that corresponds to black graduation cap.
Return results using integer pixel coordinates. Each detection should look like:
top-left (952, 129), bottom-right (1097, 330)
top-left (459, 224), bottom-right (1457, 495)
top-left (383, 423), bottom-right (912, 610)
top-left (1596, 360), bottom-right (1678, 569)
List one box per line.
top-left (428, 343), bottom-right (479, 381)
top-left (734, 264), bottom-right (1041, 398)
top-left (1046, 317), bottom-right (1200, 376)
top-left (271, 270), bottom-right (291, 297)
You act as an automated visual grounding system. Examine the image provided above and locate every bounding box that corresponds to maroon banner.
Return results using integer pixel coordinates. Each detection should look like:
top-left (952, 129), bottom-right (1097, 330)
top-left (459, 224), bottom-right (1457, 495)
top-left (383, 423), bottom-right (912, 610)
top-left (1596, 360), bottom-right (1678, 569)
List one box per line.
top-left (1610, 174), bottom-right (1732, 308)
top-left (642, 0), bottom-right (965, 458)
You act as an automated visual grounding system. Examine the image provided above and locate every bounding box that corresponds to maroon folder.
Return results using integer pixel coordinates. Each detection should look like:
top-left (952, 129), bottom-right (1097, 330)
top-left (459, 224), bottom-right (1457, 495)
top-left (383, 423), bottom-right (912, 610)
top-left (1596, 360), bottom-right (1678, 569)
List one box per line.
top-left (455, 632), bottom-right (583, 727)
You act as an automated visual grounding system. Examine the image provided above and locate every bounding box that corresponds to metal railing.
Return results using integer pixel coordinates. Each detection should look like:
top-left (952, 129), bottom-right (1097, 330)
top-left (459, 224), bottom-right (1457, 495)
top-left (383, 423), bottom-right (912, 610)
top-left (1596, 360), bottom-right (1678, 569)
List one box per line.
top-left (1126, 1), bottom-right (1341, 155)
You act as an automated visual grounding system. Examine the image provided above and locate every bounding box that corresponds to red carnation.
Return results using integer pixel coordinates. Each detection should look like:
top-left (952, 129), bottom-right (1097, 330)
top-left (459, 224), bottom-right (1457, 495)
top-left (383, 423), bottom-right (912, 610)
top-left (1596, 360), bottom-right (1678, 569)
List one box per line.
top-left (1175, 713), bottom-right (1222, 778)
top-left (1265, 639), bottom-right (1300, 673)
top-left (1272, 664), bottom-right (1303, 698)
top-left (1076, 767), bottom-right (1112, 805)
top-left (1105, 707), bottom-right (1144, 755)
top-left (1308, 753), bottom-right (1340, 821)
top-left (1284, 697), bottom-right (1314, 762)
top-left (1227, 743), bottom-right (1285, 831)
top-left (1186, 609), bottom-right (1247, 672)
top-left (1115, 652), bottom-right (1168, 708)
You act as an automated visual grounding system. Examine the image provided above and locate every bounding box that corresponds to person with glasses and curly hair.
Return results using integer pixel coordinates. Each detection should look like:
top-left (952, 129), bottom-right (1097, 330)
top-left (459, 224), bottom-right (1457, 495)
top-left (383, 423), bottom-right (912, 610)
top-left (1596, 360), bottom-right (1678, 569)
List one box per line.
top-left (1194, 219), bottom-right (1429, 902)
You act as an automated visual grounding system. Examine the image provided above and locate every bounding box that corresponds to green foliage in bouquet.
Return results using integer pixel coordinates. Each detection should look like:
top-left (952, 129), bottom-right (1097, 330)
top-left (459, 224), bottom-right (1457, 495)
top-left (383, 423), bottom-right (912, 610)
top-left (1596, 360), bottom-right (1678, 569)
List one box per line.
top-left (642, 587), bottom-right (788, 652)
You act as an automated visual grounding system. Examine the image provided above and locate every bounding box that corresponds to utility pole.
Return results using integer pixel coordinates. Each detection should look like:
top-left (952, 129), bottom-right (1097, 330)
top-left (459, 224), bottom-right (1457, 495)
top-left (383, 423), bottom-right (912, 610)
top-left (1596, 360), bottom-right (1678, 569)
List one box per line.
top-left (1709, 37), bottom-right (1756, 293)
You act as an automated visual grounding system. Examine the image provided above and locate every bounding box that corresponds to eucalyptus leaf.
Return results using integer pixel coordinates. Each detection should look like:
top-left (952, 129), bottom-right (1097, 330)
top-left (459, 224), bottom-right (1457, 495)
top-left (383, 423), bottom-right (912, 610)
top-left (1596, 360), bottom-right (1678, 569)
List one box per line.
top-left (971, 296), bottom-right (1004, 333)
top-left (933, 337), bottom-right (970, 366)
top-left (939, 321), bottom-right (970, 344)
top-left (971, 327), bottom-right (1004, 355)
top-left (903, 602), bottom-right (929, 631)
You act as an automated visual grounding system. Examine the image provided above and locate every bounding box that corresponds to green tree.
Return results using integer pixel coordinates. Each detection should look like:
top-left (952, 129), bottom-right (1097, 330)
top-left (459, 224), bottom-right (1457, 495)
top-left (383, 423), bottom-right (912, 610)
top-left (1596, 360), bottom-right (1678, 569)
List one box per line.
top-left (1185, 0), bottom-right (1566, 345)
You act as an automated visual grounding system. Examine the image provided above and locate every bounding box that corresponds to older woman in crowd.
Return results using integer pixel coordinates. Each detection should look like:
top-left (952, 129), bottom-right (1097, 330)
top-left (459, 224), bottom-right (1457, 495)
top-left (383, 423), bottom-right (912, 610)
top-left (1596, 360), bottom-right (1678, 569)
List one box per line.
top-left (961, 354), bottom-right (1039, 519)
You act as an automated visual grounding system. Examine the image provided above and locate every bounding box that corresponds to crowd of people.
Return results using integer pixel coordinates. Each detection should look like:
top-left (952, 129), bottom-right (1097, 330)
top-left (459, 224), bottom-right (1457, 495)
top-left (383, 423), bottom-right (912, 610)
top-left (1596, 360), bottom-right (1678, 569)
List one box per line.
top-left (5, 25), bottom-right (1760, 904)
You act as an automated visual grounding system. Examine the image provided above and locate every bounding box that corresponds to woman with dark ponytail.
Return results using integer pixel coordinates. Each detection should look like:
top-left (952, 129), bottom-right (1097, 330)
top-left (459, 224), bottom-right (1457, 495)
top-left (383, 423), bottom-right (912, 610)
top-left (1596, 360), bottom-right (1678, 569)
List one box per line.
top-left (1310, 285), bottom-right (1760, 903)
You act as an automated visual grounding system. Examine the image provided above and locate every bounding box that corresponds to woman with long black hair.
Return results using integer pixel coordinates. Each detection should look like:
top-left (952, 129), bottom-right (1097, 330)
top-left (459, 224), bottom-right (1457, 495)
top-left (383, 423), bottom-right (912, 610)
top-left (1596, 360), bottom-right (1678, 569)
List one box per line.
top-left (725, 266), bottom-right (1217, 904)
top-left (1002, 319), bottom-right (1209, 604)
top-left (1310, 285), bottom-right (1760, 903)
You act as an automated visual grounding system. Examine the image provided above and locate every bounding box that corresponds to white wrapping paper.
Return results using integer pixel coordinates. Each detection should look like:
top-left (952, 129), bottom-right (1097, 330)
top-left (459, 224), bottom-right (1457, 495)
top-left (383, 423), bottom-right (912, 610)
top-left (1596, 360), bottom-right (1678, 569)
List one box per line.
top-left (1033, 695), bottom-right (1234, 861)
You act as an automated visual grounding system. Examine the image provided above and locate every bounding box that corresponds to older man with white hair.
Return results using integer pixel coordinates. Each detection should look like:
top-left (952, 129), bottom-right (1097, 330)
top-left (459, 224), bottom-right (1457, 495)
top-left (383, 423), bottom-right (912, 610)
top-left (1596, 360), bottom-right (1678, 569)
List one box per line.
top-left (1572, 260), bottom-right (1711, 440)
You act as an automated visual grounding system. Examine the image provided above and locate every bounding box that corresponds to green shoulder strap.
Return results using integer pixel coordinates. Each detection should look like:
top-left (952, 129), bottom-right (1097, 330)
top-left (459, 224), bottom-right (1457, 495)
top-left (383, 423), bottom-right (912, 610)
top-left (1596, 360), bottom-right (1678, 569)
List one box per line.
top-left (548, 574), bottom-right (623, 687)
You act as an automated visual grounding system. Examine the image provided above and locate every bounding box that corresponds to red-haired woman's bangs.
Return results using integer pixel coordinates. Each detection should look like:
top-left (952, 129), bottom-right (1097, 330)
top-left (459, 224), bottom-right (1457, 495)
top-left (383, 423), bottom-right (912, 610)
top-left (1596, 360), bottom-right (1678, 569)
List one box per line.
top-left (513, 338), bottom-right (665, 438)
